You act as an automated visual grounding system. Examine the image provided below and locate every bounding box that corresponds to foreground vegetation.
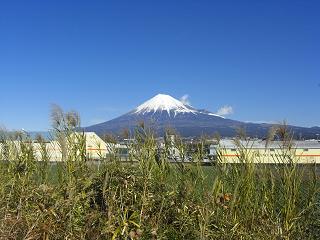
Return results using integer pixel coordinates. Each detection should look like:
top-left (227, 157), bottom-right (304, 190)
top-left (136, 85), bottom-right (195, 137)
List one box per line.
top-left (0, 108), bottom-right (319, 239)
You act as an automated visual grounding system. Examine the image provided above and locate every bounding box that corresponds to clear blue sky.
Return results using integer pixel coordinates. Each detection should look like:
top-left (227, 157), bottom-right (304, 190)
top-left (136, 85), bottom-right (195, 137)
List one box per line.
top-left (0, 0), bottom-right (319, 131)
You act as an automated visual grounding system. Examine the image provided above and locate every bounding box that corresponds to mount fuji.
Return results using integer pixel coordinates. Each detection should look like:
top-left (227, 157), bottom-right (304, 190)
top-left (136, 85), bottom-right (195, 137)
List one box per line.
top-left (85, 94), bottom-right (320, 138)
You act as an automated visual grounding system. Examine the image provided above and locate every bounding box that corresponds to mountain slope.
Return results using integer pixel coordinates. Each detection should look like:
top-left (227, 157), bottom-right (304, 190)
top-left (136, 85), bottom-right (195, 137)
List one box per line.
top-left (85, 94), bottom-right (320, 138)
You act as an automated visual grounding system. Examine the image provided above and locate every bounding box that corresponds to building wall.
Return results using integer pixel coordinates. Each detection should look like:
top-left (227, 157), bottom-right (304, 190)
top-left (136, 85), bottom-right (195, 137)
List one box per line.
top-left (0, 132), bottom-right (117, 162)
top-left (2, 135), bottom-right (320, 163)
top-left (217, 147), bottom-right (320, 164)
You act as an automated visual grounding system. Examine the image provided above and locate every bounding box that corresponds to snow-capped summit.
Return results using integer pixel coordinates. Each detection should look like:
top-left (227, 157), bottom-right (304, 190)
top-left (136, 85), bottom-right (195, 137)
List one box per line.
top-left (134, 94), bottom-right (197, 116)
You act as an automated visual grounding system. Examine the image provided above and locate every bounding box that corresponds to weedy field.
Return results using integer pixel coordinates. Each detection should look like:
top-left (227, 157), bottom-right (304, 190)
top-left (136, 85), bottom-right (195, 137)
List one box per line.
top-left (0, 108), bottom-right (319, 239)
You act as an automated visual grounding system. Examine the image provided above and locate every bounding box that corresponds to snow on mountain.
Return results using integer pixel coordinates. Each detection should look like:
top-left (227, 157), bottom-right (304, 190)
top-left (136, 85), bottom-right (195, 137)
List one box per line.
top-left (197, 109), bottom-right (225, 119)
top-left (133, 93), bottom-right (221, 117)
top-left (134, 94), bottom-right (197, 116)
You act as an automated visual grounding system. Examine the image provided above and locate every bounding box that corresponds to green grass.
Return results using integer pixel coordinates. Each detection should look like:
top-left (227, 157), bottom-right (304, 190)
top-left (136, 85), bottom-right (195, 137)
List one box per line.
top-left (0, 160), bottom-right (319, 239)
top-left (0, 109), bottom-right (319, 239)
